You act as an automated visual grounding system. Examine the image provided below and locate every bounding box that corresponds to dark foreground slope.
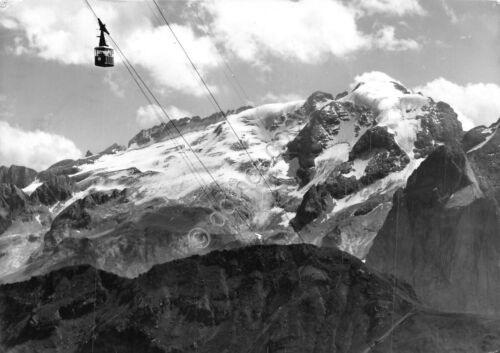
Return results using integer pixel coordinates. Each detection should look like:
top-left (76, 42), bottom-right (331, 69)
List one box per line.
top-left (1, 244), bottom-right (500, 353)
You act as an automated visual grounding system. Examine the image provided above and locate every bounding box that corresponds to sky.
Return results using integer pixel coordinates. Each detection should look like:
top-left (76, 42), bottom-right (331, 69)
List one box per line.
top-left (0, 0), bottom-right (499, 170)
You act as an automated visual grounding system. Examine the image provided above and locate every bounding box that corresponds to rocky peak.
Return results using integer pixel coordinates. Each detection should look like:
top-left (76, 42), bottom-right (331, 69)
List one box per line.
top-left (127, 106), bottom-right (253, 148)
top-left (286, 99), bottom-right (376, 186)
top-left (462, 118), bottom-right (500, 151)
top-left (99, 143), bottom-right (126, 156)
top-left (465, 118), bottom-right (500, 205)
top-left (301, 90), bottom-right (334, 115)
top-left (405, 145), bottom-right (470, 206)
top-left (413, 100), bottom-right (464, 158)
top-left (29, 172), bottom-right (76, 206)
top-left (0, 165), bottom-right (37, 188)
top-left (367, 145), bottom-right (500, 315)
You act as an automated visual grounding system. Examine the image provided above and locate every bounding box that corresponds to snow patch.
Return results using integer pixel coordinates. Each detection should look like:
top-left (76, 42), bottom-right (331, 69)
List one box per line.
top-left (326, 158), bottom-right (423, 217)
top-left (467, 128), bottom-right (497, 153)
top-left (22, 179), bottom-right (43, 196)
top-left (446, 160), bottom-right (484, 208)
top-left (342, 75), bottom-right (428, 157)
top-left (344, 158), bottom-right (369, 179)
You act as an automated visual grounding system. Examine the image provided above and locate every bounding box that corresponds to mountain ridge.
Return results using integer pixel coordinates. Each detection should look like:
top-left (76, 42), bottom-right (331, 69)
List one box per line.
top-left (0, 73), bottom-right (498, 319)
top-left (2, 244), bottom-right (500, 353)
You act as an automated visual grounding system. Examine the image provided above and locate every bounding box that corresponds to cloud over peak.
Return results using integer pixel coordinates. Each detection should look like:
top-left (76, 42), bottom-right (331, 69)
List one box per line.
top-left (374, 26), bottom-right (421, 51)
top-left (0, 121), bottom-right (81, 171)
top-left (417, 78), bottom-right (500, 130)
top-left (136, 104), bottom-right (192, 129)
top-left (353, 0), bottom-right (426, 16)
top-left (1, 0), bottom-right (425, 92)
top-left (349, 71), bottom-right (500, 130)
top-left (198, 0), bottom-right (423, 64)
top-left (200, 0), bottom-right (369, 63)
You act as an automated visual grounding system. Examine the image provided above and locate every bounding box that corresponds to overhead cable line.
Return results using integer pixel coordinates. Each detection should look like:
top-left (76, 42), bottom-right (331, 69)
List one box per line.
top-left (150, 0), bottom-right (306, 243)
top-left (192, 3), bottom-right (251, 104)
top-left (150, 0), bottom-right (270, 180)
top-left (144, 0), bottom-right (224, 117)
top-left (82, 0), bottom-right (252, 231)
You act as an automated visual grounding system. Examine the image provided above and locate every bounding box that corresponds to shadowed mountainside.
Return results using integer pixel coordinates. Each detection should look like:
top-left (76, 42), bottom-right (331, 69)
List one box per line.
top-left (1, 244), bottom-right (500, 353)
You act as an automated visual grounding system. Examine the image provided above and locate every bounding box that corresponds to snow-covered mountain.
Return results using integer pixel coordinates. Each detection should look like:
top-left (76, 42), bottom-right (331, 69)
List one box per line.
top-left (0, 73), bottom-right (495, 301)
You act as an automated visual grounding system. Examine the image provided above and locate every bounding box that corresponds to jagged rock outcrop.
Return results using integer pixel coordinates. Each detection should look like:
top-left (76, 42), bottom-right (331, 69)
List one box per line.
top-left (367, 145), bottom-right (500, 315)
top-left (44, 159), bottom-right (82, 177)
top-left (43, 190), bottom-right (125, 247)
top-left (128, 106), bottom-right (252, 148)
top-left (465, 119), bottom-right (500, 203)
top-left (99, 143), bottom-right (126, 156)
top-left (286, 99), bottom-right (376, 186)
top-left (348, 126), bottom-right (410, 185)
top-left (301, 90), bottom-right (334, 116)
top-left (290, 185), bottom-right (329, 230)
top-left (20, 186), bottom-right (252, 280)
top-left (0, 165), bottom-right (37, 188)
top-left (0, 75), bottom-right (497, 319)
top-left (289, 88), bottom-right (466, 261)
top-left (2, 244), bottom-right (499, 353)
top-left (29, 172), bottom-right (76, 206)
top-left (413, 100), bottom-right (463, 158)
top-left (0, 184), bottom-right (29, 234)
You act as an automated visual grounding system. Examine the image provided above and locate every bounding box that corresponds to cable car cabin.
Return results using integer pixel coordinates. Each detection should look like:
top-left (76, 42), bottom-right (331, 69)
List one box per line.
top-left (94, 19), bottom-right (113, 68)
top-left (94, 46), bottom-right (114, 67)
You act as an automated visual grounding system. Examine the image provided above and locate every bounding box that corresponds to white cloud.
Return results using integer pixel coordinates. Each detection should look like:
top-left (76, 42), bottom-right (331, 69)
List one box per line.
top-left (199, 0), bottom-right (370, 63)
top-left (259, 92), bottom-right (304, 104)
top-left (351, 71), bottom-right (400, 85)
top-left (1, 0), bottom-right (424, 87)
top-left (136, 104), bottom-right (191, 129)
top-left (103, 72), bottom-right (125, 98)
top-left (374, 26), bottom-right (421, 51)
top-left (438, 0), bottom-right (458, 23)
top-left (352, 0), bottom-right (426, 16)
top-left (123, 24), bottom-right (220, 95)
top-left (0, 121), bottom-right (82, 171)
top-left (0, 0), bottom-right (220, 95)
top-left (416, 78), bottom-right (500, 130)
top-left (0, 0), bottom-right (111, 64)
top-left (195, 0), bottom-right (423, 64)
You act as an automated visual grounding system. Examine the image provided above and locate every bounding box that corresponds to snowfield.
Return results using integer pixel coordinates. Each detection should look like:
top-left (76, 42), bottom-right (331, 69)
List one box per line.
top-left (0, 73), bottom-right (479, 281)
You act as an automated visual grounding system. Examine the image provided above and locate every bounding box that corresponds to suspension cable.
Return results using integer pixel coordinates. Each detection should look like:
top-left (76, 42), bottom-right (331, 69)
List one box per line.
top-left (150, 0), bottom-right (274, 190)
top-left (110, 37), bottom-right (253, 229)
top-left (150, 0), bottom-right (306, 243)
top-left (84, 0), bottom-right (305, 243)
top-left (192, 2), bottom-right (250, 104)
top-left (83, 0), bottom-right (252, 231)
top-left (144, 0), bottom-right (225, 117)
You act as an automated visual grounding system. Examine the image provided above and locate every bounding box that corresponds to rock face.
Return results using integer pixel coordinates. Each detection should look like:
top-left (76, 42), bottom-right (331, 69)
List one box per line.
top-left (0, 184), bottom-right (28, 234)
top-left (367, 145), bottom-right (500, 315)
top-left (0, 165), bottom-right (37, 188)
top-left (18, 186), bottom-right (252, 280)
top-left (43, 190), bottom-right (125, 247)
top-left (465, 118), bottom-right (500, 203)
top-left (2, 244), bottom-right (500, 353)
top-left (128, 106), bottom-right (252, 148)
top-left (29, 172), bottom-right (75, 206)
top-left (99, 143), bottom-right (126, 156)
top-left (289, 82), bottom-right (464, 258)
top-left (0, 74), bottom-right (497, 323)
top-left (412, 100), bottom-right (463, 158)
top-left (286, 98), bottom-right (376, 187)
